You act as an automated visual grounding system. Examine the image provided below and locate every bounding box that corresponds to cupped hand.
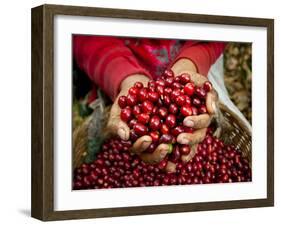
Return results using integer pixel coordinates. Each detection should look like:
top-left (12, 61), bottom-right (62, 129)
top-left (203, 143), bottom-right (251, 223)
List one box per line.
top-left (106, 74), bottom-right (170, 164)
top-left (106, 68), bottom-right (218, 167)
top-left (171, 59), bottom-right (219, 162)
top-left (176, 70), bottom-right (218, 144)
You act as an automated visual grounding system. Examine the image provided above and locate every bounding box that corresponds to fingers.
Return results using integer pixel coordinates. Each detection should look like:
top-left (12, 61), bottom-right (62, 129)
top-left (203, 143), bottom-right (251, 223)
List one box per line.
top-left (206, 89), bottom-right (218, 115)
top-left (131, 135), bottom-right (152, 154)
top-left (187, 71), bottom-right (208, 86)
top-left (181, 144), bottom-right (198, 162)
top-left (139, 144), bottom-right (169, 164)
top-left (183, 114), bottom-right (212, 129)
top-left (177, 128), bottom-right (207, 145)
top-left (165, 161), bottom-right (176, 173)
top-left (106, 101), bottom-right (131, 140)
top-left (107, 117), bottom-right (130, 140)
top-left (117, 121), bottom-right (130, 140)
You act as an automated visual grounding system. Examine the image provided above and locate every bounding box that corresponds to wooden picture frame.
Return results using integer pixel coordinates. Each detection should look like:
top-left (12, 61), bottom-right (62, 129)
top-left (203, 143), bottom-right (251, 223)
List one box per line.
top-left (31, 4), bottom-right (274, 221)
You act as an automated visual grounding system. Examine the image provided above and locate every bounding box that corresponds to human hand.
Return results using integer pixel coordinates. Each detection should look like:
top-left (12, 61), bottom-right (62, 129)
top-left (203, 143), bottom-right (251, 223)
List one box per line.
top-left (171, 59), bottom-right (219, 162)
top-left (106, 74), bottom-right (170, 164)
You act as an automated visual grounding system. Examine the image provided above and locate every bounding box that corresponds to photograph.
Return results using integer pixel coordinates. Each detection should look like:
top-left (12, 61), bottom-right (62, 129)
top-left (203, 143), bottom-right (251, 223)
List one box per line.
top-left (72, 36), bottom-right (252, 190)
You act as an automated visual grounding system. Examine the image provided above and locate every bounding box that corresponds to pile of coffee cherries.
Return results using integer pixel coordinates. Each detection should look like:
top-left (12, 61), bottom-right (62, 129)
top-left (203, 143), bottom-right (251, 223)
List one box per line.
top-left (73, 71), bottom-right (251, 190)
top-left (118, 70), bottom-right (212, 159)
top-left (73, 132), bottom-right (251, 190)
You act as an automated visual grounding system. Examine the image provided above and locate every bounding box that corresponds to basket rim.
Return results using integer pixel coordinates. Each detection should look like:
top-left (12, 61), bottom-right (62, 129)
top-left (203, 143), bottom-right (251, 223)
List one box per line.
top-left (219, 102), bottom-right (252, 138)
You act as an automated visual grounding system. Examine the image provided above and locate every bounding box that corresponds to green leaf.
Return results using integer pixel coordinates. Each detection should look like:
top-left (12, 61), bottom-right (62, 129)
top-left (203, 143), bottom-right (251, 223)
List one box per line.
top-left (78, 103), bottom-right (92, 117)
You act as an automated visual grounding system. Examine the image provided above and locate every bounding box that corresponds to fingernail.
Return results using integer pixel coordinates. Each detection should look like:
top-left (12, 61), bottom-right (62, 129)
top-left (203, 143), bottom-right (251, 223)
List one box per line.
top-left (212, 102), bottom-right (217, 113)
top-left (117, 128), bottom-right (126, 140)
top-left (184, 119), bottom-right (194, 127)
top-left (181, 138), bottom-right (190, 144)
top-left (141, 141), bottom-right (150, 149)
top-left (160, 149), bottom-right (168, 158)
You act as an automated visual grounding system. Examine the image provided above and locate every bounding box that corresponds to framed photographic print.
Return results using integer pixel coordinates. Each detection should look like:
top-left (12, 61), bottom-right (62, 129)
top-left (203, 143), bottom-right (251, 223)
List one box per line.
top-left (31, 4), bottom-right (274, 221)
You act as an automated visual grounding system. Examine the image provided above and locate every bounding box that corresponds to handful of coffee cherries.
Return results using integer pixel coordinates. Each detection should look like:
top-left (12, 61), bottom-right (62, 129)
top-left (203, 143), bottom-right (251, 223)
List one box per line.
top-left (117, 69), bottom-right (213, 164)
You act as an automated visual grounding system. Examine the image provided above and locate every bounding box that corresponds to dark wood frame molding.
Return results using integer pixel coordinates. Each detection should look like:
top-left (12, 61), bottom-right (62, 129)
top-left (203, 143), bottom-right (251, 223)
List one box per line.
top-left (31, 4), bottom-right (274, 221)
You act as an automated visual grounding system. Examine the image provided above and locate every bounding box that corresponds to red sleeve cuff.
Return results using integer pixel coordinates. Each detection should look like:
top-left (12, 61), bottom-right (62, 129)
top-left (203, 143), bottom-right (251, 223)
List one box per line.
top-left (174, 42), bottom-right (227, 76)
top-left (73, 36), bottom-right (152, 100)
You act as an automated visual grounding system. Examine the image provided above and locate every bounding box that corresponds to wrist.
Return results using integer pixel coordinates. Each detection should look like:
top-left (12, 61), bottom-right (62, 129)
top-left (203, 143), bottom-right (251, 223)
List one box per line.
top-left (171, 58), bottom-right (197, 76)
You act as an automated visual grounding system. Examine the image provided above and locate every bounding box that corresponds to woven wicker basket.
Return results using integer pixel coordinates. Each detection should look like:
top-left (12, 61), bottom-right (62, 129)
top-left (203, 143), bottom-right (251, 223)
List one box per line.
top-left (217, 103), bottom-right (252, 166)
top-left (73, 102), bottom-right (252, 168)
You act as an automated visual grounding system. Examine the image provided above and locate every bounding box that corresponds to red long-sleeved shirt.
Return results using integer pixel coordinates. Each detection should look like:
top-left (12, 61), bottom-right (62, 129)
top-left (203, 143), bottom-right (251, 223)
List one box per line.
top-left (73, 36), bottom-right (226, 101)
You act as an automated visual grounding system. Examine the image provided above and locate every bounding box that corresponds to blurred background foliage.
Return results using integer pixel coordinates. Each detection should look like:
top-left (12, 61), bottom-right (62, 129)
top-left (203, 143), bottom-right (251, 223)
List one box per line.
top-left (223, 43), bottom-right (252, 124)
top-left (72, 64), bottom-right (93, 129)
top-left (72, 42), bottom-right (252, 131)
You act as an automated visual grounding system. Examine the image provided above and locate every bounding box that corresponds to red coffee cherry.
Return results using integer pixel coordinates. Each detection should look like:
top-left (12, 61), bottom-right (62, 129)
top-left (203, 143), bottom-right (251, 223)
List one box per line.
top-left (120, 107), bottom-right (132, 122)
top-left (184, 82), bottom-right (195, 96)
top-left (203, 81), bottom-right (212, 92)
top-left (180, 105), bottom-right (193, 117)
top-left (118, 95), bottom-right (127, 109)
top-left (149, 115), bottom-right (161, 131)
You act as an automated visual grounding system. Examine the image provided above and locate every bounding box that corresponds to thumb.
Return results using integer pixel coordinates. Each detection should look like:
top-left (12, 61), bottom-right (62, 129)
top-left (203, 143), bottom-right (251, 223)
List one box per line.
top-left (106, 103), bottom-right (130, 140)
top-left (139, 144), bottom-right (169, 164)
top-left (116, 121), bottom-right (130, 140)
top-left (206, 90), bottom-right (219, 115)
